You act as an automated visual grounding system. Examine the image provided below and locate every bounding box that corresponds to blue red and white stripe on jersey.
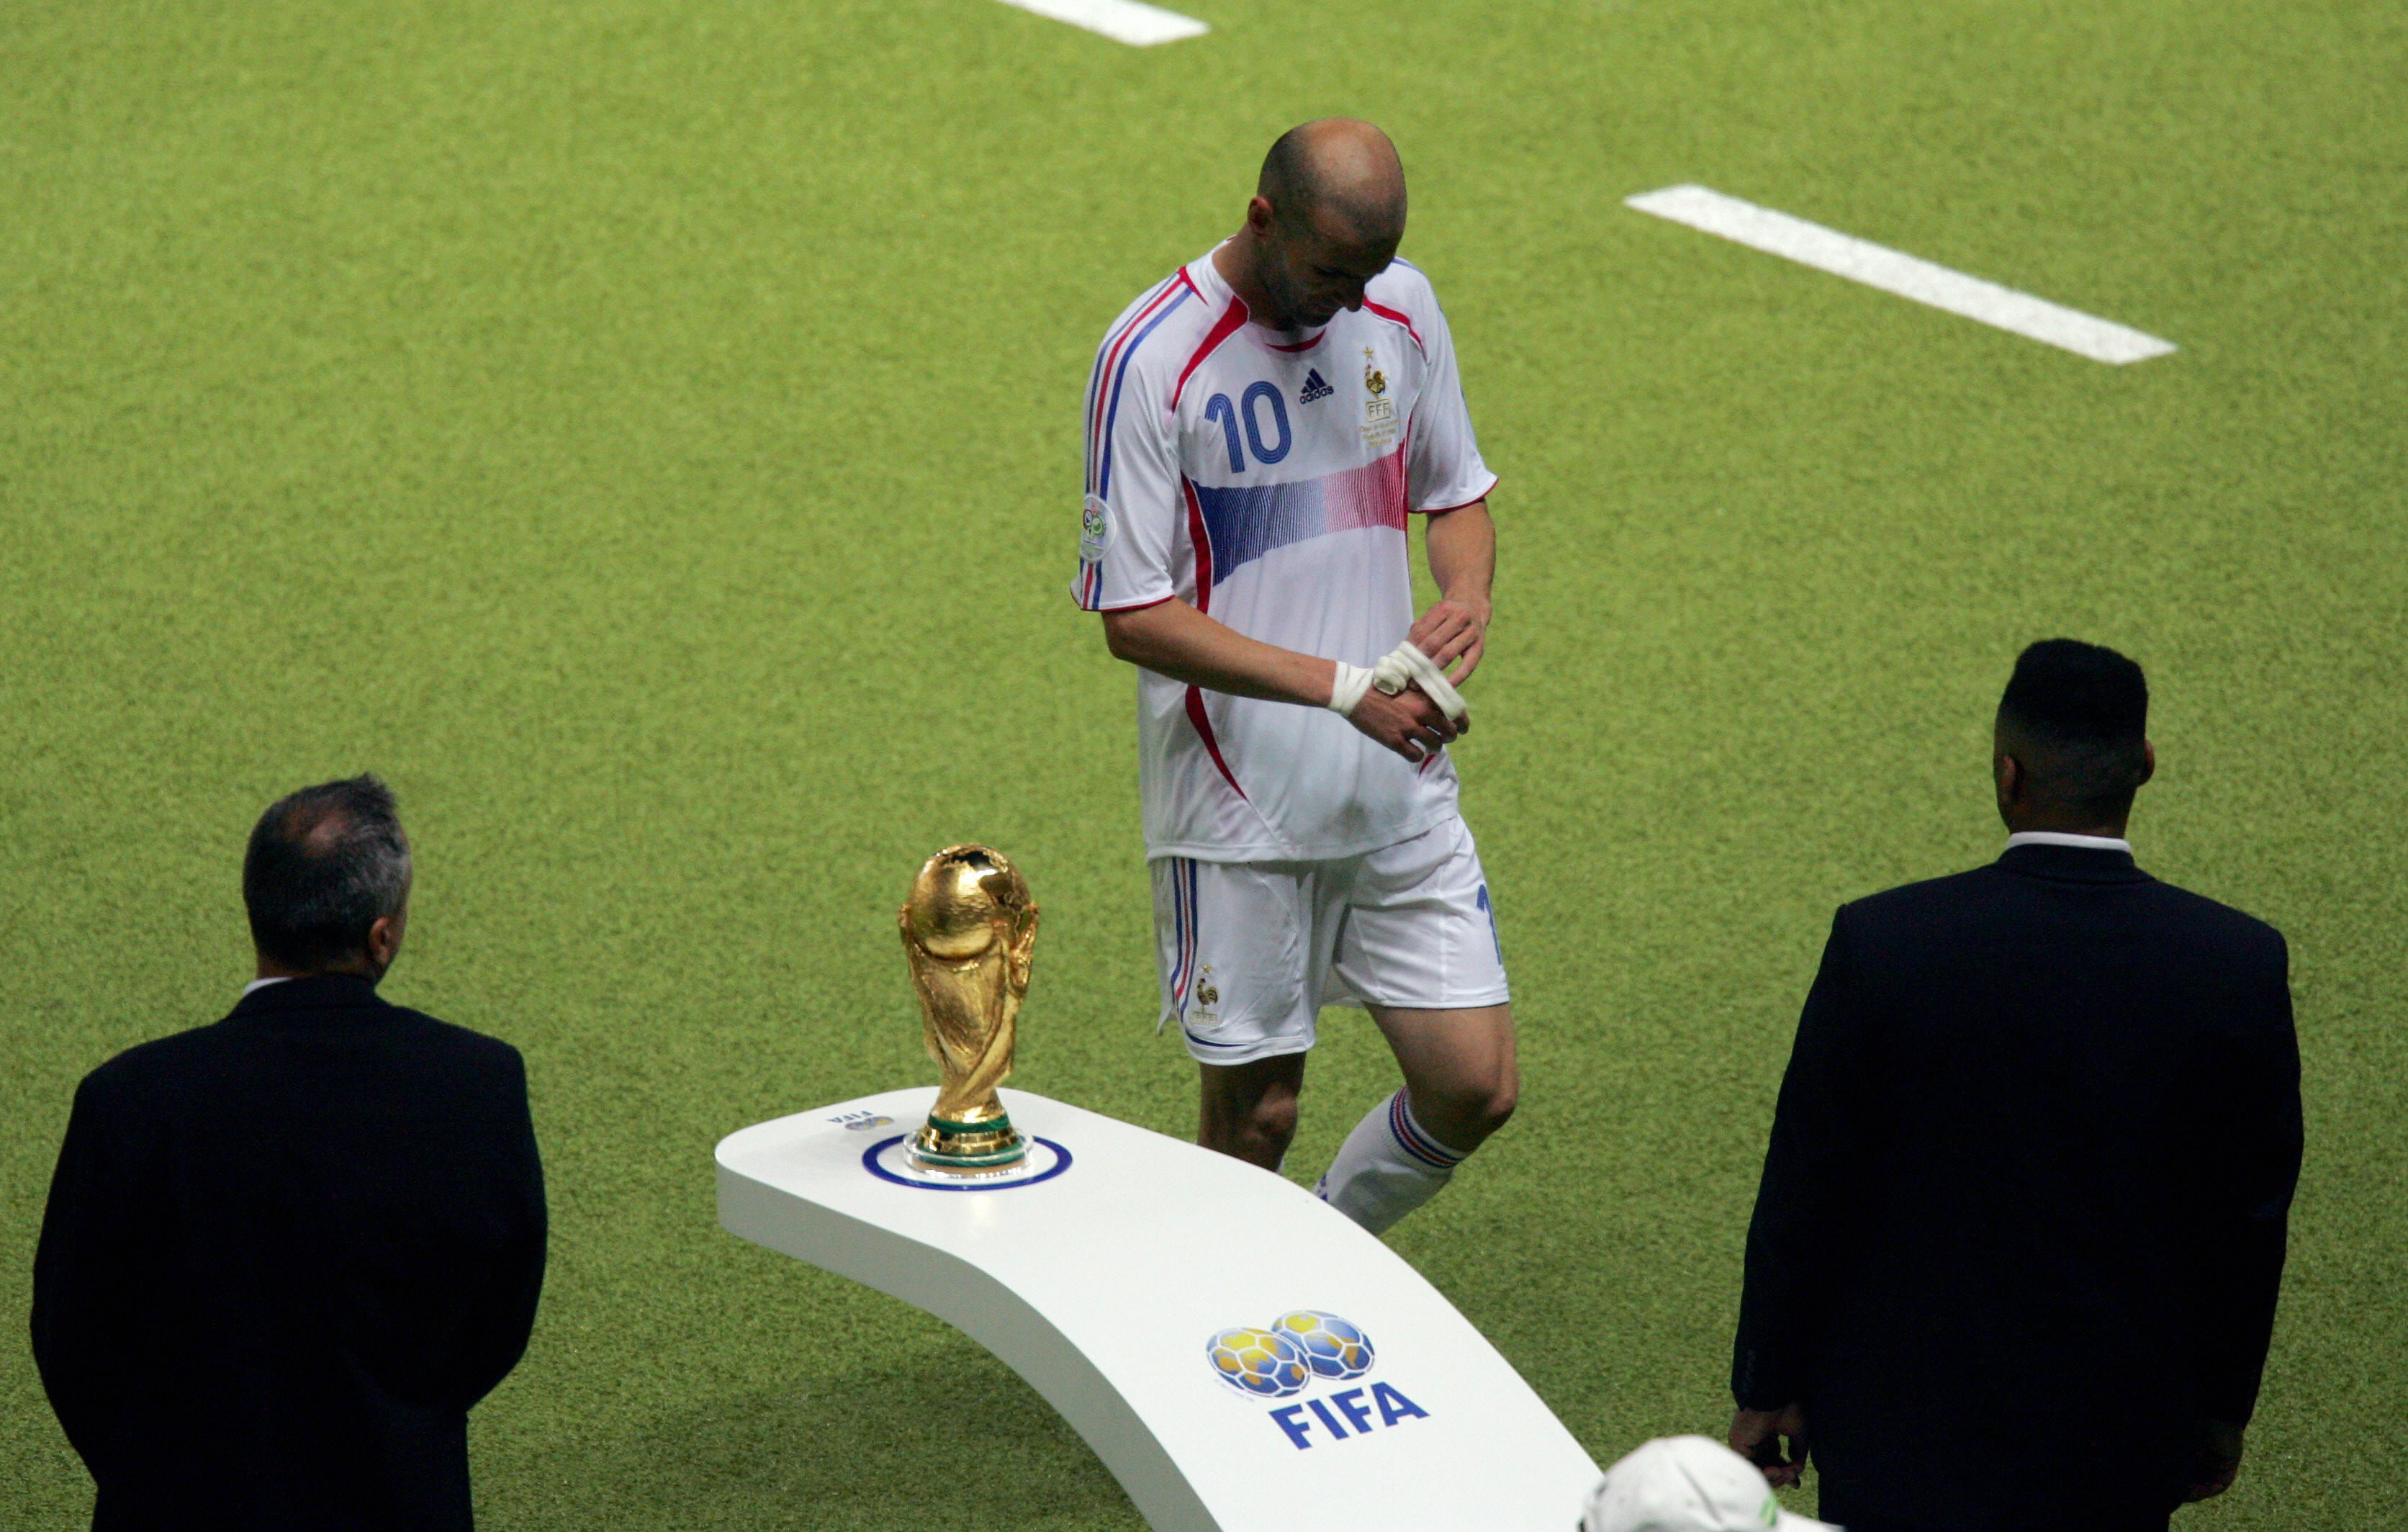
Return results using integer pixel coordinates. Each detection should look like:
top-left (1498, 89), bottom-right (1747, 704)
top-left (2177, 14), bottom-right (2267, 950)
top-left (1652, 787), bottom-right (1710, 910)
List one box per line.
top-left (1086, 271), bottom-right (1198, 502)
top-left (1076, 274), bottom-right (1199, 612)
top-left (1186, 449), bottom-right (1407, 590)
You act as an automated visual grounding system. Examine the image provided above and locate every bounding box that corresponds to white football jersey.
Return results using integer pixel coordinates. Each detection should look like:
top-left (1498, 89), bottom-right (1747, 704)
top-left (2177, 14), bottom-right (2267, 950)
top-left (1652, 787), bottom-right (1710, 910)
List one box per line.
top-left (1071, 247), bottom-right (1497, 862)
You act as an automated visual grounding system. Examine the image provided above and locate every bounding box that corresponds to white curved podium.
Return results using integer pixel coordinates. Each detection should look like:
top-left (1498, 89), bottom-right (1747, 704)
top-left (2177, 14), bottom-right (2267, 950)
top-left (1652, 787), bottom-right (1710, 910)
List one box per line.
top-left (716, 1086), bottom-right (1598, 1531)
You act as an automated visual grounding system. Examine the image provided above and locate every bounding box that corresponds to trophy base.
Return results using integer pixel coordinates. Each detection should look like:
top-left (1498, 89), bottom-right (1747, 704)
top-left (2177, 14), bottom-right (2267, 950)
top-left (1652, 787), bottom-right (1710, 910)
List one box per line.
top-left (910, 1114), bottom-right (1028, 1176)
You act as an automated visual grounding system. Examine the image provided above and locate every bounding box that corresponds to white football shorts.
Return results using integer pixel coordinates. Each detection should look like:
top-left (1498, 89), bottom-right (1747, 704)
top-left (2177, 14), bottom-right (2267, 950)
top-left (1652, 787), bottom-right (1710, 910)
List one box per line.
top-left (1150, 815), bottom-right (1510, 1066)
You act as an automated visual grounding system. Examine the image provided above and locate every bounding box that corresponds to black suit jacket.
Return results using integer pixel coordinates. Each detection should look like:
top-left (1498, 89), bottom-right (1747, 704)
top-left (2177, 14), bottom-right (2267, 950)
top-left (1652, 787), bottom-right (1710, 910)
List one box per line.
top-left (32, 975), bottom-right (547, 1531)
top-left (1732, 844), bottom-right (2301, 1531)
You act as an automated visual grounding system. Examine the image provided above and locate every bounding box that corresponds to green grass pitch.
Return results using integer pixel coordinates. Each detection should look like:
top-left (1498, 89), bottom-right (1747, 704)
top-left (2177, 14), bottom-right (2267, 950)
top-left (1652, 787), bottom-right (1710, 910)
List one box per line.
top-left (3, 0), bottom-right (2403, 1524)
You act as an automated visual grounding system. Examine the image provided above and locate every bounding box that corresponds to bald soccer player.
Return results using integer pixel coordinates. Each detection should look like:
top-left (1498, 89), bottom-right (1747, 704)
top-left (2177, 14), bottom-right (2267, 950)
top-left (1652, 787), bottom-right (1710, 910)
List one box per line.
top-left (1070, 120), bottom-right (1514, 1233)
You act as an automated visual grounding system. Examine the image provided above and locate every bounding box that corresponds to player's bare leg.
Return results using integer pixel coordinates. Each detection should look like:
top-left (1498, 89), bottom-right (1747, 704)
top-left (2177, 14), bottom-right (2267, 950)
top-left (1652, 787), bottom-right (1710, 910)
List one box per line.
top-left (1197, 1051), bottom-right (1309, 1171)
top-left (1368, 1004), bottom-right (1518, 1148)
top-left (1316, 1004), bottom-right (1518, 1233)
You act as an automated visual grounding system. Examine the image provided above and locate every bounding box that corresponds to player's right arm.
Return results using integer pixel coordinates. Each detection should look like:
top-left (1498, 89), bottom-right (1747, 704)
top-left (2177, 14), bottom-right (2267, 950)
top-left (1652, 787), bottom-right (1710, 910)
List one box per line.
top-left (1101, 599), bottom-right (1457, 762)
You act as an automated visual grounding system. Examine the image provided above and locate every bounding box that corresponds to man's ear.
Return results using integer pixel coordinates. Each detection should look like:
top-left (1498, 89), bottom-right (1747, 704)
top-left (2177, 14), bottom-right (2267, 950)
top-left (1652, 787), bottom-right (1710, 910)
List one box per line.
top-left (366, 902), bottom-right (408, 972)
top-left (2137, 739), bottom-right (2156, 787)
top-left (1995, 750), bottom-right (2022, 803)
top-left (1245, 194), bottom-right (1276, 237)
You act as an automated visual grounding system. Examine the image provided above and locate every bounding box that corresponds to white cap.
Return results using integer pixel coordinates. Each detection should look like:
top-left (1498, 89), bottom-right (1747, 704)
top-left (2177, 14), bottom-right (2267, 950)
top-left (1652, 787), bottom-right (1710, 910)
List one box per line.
top-left (1579, 1436), bottom-right (1839, 1532)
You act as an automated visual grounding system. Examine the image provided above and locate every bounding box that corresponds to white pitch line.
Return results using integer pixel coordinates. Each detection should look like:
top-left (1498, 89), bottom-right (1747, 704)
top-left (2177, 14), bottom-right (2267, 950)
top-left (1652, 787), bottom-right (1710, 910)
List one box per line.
top-left (1625, 184), bottom-right (2174, 365)
top-left (993, 0), bottom-right (1207, 45)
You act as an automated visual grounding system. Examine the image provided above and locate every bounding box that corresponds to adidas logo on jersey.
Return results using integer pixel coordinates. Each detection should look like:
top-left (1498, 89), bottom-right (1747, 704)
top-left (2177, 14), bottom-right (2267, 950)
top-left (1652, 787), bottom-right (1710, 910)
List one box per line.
top-left (1299, 368), bottom-right (1335, 403)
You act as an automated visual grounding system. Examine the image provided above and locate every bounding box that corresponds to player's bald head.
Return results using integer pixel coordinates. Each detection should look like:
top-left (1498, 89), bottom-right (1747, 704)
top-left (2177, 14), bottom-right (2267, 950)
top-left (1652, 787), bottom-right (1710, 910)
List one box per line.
top-left (1258, 119), bottom-right (1407, 246)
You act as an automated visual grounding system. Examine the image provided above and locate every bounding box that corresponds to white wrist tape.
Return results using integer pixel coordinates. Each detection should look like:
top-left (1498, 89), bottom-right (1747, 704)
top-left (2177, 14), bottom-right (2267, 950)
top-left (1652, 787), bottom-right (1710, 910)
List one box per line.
top-left (1327, 662), bottom-right (1375, 718)
top-left (1368, 641), bottom-right (1469, 722)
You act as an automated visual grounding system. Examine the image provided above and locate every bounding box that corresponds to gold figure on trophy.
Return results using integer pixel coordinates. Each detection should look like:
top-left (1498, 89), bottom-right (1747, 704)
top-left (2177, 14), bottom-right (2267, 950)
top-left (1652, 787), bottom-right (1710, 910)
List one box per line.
top-left (898, 845), bottom-right (1040, 1173)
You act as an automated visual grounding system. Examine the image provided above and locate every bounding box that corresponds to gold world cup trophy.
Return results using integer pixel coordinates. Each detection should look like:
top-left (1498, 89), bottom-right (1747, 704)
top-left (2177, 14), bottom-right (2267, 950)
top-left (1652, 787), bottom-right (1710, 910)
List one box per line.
top-left (898, 845), bottom-right (1040, 1174)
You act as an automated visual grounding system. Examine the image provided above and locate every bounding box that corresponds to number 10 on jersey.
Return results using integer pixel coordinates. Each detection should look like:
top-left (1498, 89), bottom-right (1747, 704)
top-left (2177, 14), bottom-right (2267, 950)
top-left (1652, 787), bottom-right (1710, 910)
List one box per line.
top-left (1204, 384), bottom-right (1292, 472)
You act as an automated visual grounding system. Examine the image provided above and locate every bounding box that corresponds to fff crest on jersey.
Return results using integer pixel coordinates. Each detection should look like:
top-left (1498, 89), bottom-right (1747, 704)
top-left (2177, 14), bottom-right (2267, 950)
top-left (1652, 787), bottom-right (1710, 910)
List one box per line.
top-left (1360, 346), bottom-right (1397, 447)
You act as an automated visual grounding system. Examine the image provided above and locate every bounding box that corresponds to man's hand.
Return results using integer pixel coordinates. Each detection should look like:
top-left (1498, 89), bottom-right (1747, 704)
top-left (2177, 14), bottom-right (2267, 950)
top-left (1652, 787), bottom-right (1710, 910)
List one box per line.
top-left (1348, 684), bottom-right (1459, 763)
top-left (2184, 1420), bottom-right (2245, 1502)
top-left (1408, 597), bottom-right (1491, 687)
top-left (1417, 500), bottom-right (1495, 685)
top-left (1098, 596), bottom-right (1470, 762)
top-left (1730, 1402), bottom-right (1811, 1489)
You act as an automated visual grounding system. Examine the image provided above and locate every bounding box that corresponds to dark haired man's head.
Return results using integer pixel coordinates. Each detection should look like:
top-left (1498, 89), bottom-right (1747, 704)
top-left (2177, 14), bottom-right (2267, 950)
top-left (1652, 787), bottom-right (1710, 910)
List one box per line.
top-left (243, 775), bottom-right (413, 981)
top-left (1233, 119), bottom-right (1407, 332)
top-left (1993, 639), bottom-right (2155, 835)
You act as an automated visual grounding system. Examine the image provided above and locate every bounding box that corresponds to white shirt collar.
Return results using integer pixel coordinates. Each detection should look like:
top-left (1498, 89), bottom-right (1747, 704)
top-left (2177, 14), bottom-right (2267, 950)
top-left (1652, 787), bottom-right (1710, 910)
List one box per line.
top-left (240, 975), bottom-right (294, 998)
top-left (2006, 831), bottom-right (2132, 854)
top-left (1193, 243), bottom-right (1232, 302)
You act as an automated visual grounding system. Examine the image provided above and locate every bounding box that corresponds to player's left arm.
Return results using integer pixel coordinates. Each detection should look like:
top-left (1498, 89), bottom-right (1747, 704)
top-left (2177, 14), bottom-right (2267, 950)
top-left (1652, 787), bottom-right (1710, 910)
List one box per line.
top-left (1412, 500), bottom-right (1494, 686)
top-left (1394, 269), bottom-right (1497, 688)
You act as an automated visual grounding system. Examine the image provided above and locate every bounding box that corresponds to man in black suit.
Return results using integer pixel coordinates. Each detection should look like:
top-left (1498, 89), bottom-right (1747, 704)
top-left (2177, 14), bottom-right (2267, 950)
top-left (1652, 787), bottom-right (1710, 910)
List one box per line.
top-left (1727, 641), bottom-right (2301, 1532)
top-left (32, 775), bottom-right (546, 1531)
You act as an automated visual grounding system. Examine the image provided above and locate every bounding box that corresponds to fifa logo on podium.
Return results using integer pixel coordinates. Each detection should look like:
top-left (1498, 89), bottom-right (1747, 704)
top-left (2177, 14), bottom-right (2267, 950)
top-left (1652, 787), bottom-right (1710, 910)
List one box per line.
top-left (1204, 1310), bottom-right (1430, 1450)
